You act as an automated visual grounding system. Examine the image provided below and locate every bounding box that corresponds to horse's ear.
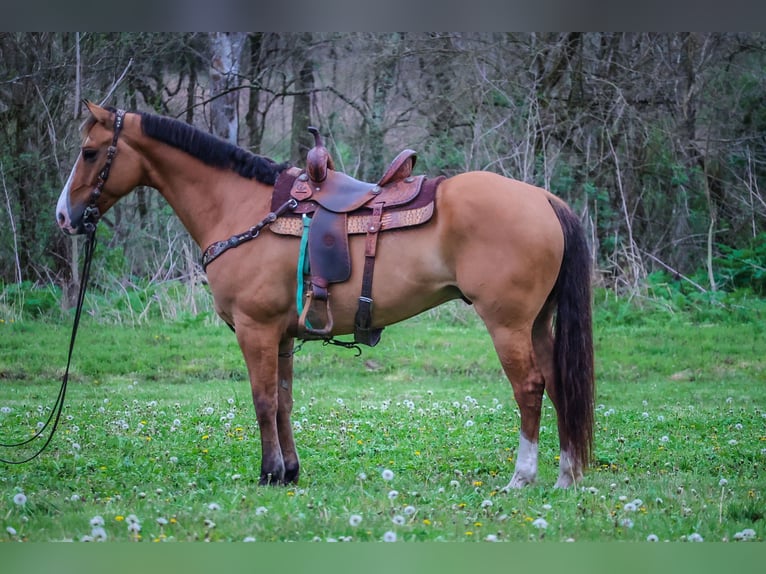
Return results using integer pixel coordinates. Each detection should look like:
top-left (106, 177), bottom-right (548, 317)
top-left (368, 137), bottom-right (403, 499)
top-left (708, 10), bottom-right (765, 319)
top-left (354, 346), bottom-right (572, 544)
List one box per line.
top-left (83, 99), bottom-right (112, 126)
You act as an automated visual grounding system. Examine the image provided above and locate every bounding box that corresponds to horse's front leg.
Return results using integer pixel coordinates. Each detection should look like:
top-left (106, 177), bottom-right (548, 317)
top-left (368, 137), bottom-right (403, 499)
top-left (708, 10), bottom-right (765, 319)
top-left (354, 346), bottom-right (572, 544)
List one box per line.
top-left (236, 323), bottom-right (285, 485)
top-left (277, 337), bottom-right (300, 483)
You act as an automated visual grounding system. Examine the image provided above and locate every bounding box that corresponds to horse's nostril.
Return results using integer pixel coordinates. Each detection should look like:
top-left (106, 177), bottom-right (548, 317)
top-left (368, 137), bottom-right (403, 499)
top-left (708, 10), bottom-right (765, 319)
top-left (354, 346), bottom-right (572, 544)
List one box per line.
top-left (57, 212), bottom-right (66, 225)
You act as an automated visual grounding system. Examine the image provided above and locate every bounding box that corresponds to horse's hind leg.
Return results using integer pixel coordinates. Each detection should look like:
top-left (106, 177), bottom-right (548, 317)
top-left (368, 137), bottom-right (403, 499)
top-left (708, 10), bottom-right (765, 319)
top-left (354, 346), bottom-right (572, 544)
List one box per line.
top-left (277, 337), bottom-right (300, 483)
top-left (532, 302), bottom-right (582, 488)
top-left (486, 324), bottom-right (545, 488)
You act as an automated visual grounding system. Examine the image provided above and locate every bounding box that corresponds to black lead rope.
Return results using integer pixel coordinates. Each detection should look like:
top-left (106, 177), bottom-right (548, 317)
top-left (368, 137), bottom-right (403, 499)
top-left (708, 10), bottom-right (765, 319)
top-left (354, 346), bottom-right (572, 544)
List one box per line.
top-left (0, 218), bottom-right (98, 464)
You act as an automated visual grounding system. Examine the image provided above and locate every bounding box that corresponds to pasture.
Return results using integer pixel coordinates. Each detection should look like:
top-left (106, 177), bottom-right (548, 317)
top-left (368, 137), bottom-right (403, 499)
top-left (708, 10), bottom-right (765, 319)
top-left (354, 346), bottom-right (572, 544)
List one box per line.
top-left (1, 290), bottom-right (764, 543)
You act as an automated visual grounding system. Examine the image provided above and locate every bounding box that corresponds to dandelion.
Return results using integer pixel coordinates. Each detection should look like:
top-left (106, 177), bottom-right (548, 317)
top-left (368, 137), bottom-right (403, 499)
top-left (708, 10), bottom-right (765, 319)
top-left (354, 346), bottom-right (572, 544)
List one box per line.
top-left (127, 522), bottom-right (142, 534)
top-left (91, 526), bottom-right (108, 541)
top-left (542, 503), bottom-right (552, 511)
top-left (728, 439), bottom-right (738, 445)
top-left (485, 534), bottom-right (499, 542)
top-left (450, 480), bottom-right (460, 488)
top-left (381, 469), bottom-right (394, 481)
top-left (156, 517), bottom-right (168, 526)
top-left (587, 486), bottom-right (599, 495)
top-left (243, 536), bottom-right (256, 542)
top-left (624, 502), bottom-right (638, 512)
top-left (126, 514), bottom-right (140, 525)
top-left (383, 531), bottom-right (397, 542)
top-left (404, 506), bottom-right (416, 516)
top-left (388, 490), bottom-right (399, 500)
top-left (481, 499), bottom-right (493, 509)
top-left (719, 478), bottom-right (728, 487)
top-left (349, 514), bottom-right (362, 527)
top-left (204, 406), bottom-right (214, 415)
top-left (336, 398), bottom-right (344, 406)
top-left (0, 406), bottom-right (11, 414)
top-left (90, 515), bottom-right (105, 527)
top-left (208, 502), bottom-right (221, 511)
top-left (464, 420), bottom-right (474, 428)
top-left (255, 506), bottom-right (268, 516)
top-left (7, 526), bottom-right (17, 536)
top-left (620, 518), bottom-right (634, 528)
top-left (733, 529), bottom-right (756, 541)
top-left (532, 518), bottom-right (548, 529)
top-left (632, 498), bottom-right (643, 507)
top-left (646, 534), bottom-right (659, 542)
top-left (13, 493), bottom-right (27, 506)
top-left (687, 532), bottom-right (704, 542)
top-left (70, 494), bottom-right (81, 502)
top-left (660, 435), bottom-right (669, 443)
top-left (392, 515), bottom-right (405, 526)
top-left (204, 519), bottom-right (216, 528)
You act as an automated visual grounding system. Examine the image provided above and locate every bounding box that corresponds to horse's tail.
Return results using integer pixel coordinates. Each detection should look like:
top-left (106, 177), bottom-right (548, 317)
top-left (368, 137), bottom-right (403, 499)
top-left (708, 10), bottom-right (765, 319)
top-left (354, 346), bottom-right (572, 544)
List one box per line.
top-left (548, 197), bottom-right (595, 470)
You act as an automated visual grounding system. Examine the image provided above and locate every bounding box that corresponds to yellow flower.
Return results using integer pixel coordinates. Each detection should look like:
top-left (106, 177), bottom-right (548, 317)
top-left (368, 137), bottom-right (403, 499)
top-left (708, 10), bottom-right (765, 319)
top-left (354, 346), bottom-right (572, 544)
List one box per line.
top-left (422, 519), bottom-right (431, 526)
top-left (473, 480), bottom-right (483, 487)
top-left (474, 521), bottom-right (483, 528)
top-left (202, 435), bottom-right (209, 440)
top-left (465, 531), bottom-right (473, 536)
top-left (115, 515), bottom-right (125, 522)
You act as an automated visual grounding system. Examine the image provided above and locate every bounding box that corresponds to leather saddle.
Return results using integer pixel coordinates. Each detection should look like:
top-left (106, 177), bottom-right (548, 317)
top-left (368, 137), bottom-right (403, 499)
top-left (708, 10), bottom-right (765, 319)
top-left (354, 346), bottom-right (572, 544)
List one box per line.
top-left (270, 128), bottom-right (443, 346)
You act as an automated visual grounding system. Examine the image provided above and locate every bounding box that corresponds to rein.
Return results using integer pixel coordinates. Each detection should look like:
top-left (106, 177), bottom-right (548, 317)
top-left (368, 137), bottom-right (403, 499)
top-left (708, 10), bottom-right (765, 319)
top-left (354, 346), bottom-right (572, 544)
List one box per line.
top-left (0, 109), bottom-right (125, 464)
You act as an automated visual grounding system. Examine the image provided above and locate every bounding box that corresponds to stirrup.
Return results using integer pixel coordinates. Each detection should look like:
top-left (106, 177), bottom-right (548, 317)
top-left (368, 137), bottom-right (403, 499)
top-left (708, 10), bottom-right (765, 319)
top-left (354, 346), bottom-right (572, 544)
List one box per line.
top-left (298, 289), bottom-right (334, 338)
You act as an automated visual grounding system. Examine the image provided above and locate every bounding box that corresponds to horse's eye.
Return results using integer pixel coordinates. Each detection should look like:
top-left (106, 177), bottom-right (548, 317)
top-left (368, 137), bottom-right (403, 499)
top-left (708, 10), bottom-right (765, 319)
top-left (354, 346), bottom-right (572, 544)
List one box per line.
top-left (82, 149), bottom-right (98, 162)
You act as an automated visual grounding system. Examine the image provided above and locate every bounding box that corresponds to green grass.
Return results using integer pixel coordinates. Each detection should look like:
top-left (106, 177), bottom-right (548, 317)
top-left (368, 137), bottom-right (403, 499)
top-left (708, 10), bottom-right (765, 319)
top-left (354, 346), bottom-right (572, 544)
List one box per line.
top-left (0, 293), bottom-right (764, 543)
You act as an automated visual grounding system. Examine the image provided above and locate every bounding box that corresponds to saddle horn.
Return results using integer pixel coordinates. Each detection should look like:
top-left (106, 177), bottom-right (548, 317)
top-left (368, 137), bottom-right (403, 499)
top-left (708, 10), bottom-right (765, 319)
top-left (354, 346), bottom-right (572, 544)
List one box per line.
top-left (306, 126), bottom-right (335, 184)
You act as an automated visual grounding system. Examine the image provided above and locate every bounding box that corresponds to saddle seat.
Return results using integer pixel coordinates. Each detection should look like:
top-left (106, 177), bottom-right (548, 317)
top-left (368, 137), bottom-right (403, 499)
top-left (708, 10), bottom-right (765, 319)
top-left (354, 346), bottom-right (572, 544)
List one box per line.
top-left (270, 127), bottom-right (443, 346)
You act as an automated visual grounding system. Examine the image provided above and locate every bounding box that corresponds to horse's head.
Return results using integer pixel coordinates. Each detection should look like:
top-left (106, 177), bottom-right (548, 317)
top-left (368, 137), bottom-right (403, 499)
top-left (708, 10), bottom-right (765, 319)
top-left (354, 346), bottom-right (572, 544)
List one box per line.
top-left (56, 101), bottom-right (141, 235)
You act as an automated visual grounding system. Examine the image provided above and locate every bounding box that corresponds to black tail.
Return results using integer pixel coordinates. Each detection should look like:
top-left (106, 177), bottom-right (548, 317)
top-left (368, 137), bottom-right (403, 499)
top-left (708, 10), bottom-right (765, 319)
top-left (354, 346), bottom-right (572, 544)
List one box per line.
top-left (549, 199), bottom-right (595, 470)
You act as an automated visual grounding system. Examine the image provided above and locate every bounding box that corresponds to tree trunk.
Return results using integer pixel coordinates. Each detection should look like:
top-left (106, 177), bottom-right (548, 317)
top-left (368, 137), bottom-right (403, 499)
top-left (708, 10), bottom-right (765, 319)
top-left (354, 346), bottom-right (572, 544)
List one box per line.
top-left (210, 32), bottom-right (247, 143)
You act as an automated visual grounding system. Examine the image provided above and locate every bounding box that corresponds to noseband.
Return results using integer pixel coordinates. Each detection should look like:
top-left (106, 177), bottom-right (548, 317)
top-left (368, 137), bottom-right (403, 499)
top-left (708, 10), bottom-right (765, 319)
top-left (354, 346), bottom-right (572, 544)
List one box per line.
top-left (82, 108), bottom-right (126, 233)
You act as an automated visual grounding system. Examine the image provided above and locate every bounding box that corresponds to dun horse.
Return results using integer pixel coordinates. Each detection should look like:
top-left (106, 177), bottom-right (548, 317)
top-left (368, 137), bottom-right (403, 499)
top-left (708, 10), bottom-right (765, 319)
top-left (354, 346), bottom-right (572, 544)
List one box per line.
top-left (56, 101), bottom-right (594, 489)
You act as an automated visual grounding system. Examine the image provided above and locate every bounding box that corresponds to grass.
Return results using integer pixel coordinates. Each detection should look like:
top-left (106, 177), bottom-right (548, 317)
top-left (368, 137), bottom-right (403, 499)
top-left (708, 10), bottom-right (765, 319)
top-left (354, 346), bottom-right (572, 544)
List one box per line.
top-left (0, 290), bottom-right (764, 543)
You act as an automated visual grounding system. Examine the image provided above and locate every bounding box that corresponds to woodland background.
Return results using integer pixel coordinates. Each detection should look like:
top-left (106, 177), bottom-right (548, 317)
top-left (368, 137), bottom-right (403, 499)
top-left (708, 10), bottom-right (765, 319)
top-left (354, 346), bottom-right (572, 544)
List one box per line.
top-left (1, 32), bottom-right (765, 307)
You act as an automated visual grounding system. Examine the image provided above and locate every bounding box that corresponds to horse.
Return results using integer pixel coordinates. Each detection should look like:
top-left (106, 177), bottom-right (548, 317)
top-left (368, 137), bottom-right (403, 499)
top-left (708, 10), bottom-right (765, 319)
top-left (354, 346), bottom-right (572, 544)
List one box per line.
top-left (56, 101), bottom-right (594, 489)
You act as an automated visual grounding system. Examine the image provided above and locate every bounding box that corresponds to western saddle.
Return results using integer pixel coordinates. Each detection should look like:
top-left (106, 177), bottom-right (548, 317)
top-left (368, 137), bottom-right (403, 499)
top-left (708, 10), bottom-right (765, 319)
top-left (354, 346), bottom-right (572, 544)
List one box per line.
top-left (270, 128), bottom-right (443, 346)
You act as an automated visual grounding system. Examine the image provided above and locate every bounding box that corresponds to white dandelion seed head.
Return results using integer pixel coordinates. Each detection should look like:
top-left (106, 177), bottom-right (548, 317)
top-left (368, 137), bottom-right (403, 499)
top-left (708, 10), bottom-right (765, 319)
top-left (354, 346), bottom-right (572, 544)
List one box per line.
top-left (203, 519), bottom-right (216, 528)
top-left (660, 435), bottom-right (669, 443)
top-left (383, 530), bottom-right (397, 542)
top-left (392, 515), bottom-right (405, 526)
top-left (620, 518), bottom-right (634, 528)
top-left (207, 502), bottom-right (221, 511)
top-left (70, 494), bottom-right (80, 502)
top-left (204, 406), bottom-right (214, 415)
top-left (381, 469), bottom-right (394, 481)
top-left (532, 518), bottom-right (548, 529)
top-left (357, 472), bottom-right (367, 481)
top-left (127, 522), bottom-right (142, 533)
top-left (688, 532), bottom-right (704, 542)
top-left (646, 534), bottom-right (659, 542)
top-left (349, 514), bottom-right (362, 527)
top-left (719, 478), bottom-right (728, 487)
top-left (733, 528), bottom-right (756, 541)
top-left (632, 499), bottom-right (643, 507)
top-left (734, 423), bottom-right (743, 430)
top-left (388, 490), bottom-right (399, 500)
top-left (13, 493), bottom-right (27, 506)
top-left (156, 517), bottom-right (168, 526)
top-left (642, 412), bottom-right (650, 418)
top-left (624, 502), bottom-right (637, 512)
top-left (80, 535), bottom-right (94, 542)
top-left (125, 514), bottom-right (140, 525)
top-left (243, 536), bottom-right (256, 542)
top-left (485, 534), bottom-right (499, 542)
top-left (728, 439), bottom-right (738, 445)
top-left (91, 526), bottom-right (107, 541)
top-left (450, 480), bottom-right (460, 488)
top-left (0, 406), bottom-right (11, 414)
top-left (6, 526), bottom-right (17, 536)
top-left (542, 503), bottom-right (552, 511)
top-left (464, 420), bottom-right (474, 428)
top-left (90, 515), bottom-right (105, 527)
top-left (255, 506), bottom-right (268, 516)
top-left (336, 398), bottom-right (344, 406)
top-left (481, 499), bottom-right (493, 508)
top-left (404, 505), bottom-right (416, 515)
top-left (587, 486), bottom-right (599, 495)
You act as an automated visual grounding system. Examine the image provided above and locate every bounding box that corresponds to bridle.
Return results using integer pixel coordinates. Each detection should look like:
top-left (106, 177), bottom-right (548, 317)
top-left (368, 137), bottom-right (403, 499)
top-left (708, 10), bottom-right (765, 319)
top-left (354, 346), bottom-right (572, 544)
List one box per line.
top-left (0, 108), bottom-right (125, 464)
top-left (82, 108), bottom-right (126, 233)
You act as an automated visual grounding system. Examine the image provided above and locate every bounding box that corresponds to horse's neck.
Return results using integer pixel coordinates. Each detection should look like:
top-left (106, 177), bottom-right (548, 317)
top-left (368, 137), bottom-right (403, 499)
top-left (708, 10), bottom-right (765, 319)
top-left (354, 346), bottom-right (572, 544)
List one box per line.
top-left (140, 142), bottom-right (271, 250)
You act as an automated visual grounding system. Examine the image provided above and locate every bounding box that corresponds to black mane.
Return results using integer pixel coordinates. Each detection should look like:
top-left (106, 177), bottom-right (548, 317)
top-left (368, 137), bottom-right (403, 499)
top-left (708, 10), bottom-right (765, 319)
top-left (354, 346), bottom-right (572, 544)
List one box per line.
top-left (139, 112), bottom-right (289, 185)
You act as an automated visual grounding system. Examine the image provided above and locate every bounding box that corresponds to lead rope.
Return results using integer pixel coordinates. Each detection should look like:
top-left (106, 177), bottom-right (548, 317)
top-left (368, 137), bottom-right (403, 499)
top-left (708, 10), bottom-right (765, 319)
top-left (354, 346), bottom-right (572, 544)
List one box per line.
top-left (0, 226), bottom-right (97, 464)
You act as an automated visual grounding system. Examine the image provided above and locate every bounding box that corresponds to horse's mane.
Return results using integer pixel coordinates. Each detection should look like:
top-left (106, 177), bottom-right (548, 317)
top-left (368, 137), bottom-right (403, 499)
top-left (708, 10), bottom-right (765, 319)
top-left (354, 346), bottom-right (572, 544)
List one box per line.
top-left (138, 112), bottom-right (289, 185)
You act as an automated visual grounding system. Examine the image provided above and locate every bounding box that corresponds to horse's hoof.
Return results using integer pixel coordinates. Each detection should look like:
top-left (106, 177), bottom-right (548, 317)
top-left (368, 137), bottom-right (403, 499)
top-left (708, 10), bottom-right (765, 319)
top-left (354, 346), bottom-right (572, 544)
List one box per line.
top-left (258, 470), bottom-right (285, 486)
top-left (503, 472), bottom-right (535, 490)
top-left (283, 464), bottom-right (300, 484)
